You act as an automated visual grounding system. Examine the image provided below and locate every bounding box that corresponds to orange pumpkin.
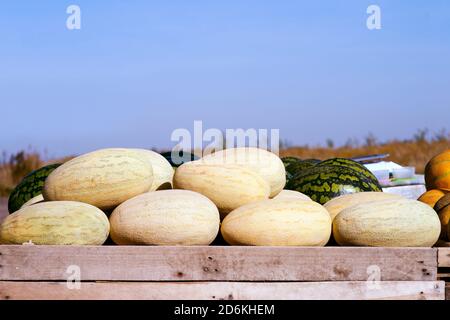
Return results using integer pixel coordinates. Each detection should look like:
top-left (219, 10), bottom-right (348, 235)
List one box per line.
top-left (425, 150), bottom-right (450, 191)
top-left (439, 206), bottom-right (450, 240)
top-left (418, 189), bottom-right (448, 207)
top-left (435, 193), bottom-right (450, 212)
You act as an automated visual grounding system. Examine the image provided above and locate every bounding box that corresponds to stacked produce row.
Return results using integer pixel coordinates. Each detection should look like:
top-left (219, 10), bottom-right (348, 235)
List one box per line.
top-left (418, 150), bottom-right (450, 242)
top-left (1, 147), bottom-right (448, 247)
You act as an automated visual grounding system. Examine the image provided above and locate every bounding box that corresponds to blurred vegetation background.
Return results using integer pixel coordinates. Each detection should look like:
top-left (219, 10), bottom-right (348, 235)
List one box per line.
top-left (0, 150), bottom-right (73, 197)
top-left (1, 129), bottom-right (449, 197)
top-left (280, 129), bottom-right (450, 174)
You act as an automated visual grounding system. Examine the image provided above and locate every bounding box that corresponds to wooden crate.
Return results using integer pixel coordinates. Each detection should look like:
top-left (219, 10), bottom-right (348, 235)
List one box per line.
top-left (437, 247), bottom-right (450, 300)
top-left (0, 245), bottom-right (444, 300)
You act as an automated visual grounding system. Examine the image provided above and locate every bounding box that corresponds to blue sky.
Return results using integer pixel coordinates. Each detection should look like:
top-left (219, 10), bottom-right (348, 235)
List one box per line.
top-left (0, 1), bottom-right (449, 158)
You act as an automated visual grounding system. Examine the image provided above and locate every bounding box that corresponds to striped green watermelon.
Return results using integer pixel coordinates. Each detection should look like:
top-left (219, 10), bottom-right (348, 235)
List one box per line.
top-left (316, 158), bottom-right (380, 188)
top-left (285, 161), bottom-right (313, 182)
top-left (160, 151), bottom-right (199, 167)
top-left (281, 156), bottom-right (302, 167)
top-left (284, 158), bottom-right (321, 185)
top-left (303, 159), bottom-right (321, 165)
top-left (282, 157), bottom-right (302, 184)
top-left (7, 163), bottom-right (61, 213)
top-left (286, 165), bottom-right (382, 205)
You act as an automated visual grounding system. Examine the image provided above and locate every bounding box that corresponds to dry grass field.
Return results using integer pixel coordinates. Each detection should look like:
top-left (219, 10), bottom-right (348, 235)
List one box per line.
top-left (280, 139), bottom-right (450, 173)
top-left (0, 151), bottom-right (72, 198)
top-left (0, 151), bottom-right (71, 219)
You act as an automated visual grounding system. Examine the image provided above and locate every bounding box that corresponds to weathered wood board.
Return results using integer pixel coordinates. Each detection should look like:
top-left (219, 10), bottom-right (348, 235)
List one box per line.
top-left (0, 281), bottom-right (444, 300)
top-left (0, 246), bottom-right (437, 281)
top-left (437, 248), bottom-right (450, 267)
top-left (436, 248), bottom-right (450, 300)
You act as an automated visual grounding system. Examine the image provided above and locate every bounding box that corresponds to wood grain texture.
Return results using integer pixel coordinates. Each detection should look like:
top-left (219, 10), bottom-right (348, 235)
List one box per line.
top-left (0, 281), bottom-right (444, 300)
top-left (438, 248), bottom-right (450, 267)
top-left (446, 283), bottom-right (450, 300)
top-left (0, 245), bottom-right (437, 281)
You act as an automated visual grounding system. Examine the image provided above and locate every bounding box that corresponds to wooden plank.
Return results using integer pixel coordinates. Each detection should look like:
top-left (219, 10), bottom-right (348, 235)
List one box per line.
top-left (0, 245), bottom-right (437, 281)
top-left (438, 248), bottom-right (450, 267)
top-left (446, 283), bottom-right (450, 300)
top-left (437, 273), bottom-right (450, 279)
top-left (0, 281), bottom-right (444, 300)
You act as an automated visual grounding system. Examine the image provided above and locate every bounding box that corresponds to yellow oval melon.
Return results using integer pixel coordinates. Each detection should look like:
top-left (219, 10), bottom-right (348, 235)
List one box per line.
top-left (109, 190), bottom-right (220, 245)
top-left (0, 201), bottom-right (110, 245)
top-left (324, 192), bottom-right (404, 221)
top-left (20, 194), bottom-right (44, 209)
top-left (200, 147), bottom-right (286, 197)
top-left (272, 190), bottom-right (311, 201)
top-left (129, 148), bottom-right (174, 191)
top-left (333, 199), bottom-right (440, 247)
top-left (173, 162), bottom-right (270, 218)
top-left (43, 148), bottom-right (154, 210)
top-left (221, 199), bottom-right (331, 246)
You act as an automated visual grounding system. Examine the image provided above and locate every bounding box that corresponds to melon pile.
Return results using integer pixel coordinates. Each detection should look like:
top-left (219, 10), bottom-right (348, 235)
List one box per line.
top-left (0, 147), bottom-right (443, 247)
top-left (418, 149), bottom-right (450, 241)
